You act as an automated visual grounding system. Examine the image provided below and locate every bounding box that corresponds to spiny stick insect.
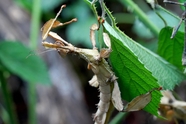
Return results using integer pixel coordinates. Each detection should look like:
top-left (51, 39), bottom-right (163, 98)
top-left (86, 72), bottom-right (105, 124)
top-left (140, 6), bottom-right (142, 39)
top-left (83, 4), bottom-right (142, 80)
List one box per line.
top-left (164, 0), bottom-right (186, 69)
top-left (41, 5), bottom-right (161, 124)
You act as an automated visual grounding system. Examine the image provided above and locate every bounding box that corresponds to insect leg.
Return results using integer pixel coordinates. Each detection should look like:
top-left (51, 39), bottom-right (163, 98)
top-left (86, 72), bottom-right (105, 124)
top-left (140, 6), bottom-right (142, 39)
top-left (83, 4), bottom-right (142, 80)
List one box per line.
top-left (90, 24), bottom-right (99, 49)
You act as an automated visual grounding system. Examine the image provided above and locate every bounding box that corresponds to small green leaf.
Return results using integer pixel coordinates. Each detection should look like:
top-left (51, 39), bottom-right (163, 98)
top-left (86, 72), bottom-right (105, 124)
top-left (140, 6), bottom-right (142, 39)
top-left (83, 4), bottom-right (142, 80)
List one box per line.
top-left (158, 27), bottom-right (184, 70)
top-left (178, 0), bottom-right (185, 10)
top-left (0, 41), bottom-right (50, 84)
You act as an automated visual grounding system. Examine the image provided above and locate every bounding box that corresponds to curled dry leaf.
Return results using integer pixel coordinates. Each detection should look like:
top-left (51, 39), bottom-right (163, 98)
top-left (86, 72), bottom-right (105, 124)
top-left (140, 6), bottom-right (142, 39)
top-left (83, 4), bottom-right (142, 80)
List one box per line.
top-left (123, 87), bottom-right (162, 112)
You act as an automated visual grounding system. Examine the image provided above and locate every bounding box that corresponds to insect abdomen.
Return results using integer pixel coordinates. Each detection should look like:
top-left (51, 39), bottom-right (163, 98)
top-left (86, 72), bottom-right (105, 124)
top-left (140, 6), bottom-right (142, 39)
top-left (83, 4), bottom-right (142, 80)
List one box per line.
top-left (94, 83), bottom-right (112, 124)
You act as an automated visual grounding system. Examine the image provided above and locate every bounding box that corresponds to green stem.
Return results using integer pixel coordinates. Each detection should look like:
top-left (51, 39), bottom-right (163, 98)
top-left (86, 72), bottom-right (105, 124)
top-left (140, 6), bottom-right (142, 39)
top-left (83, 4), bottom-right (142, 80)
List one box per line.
top-left (157, 5), bottom-right (180, 20)
top-left (0, 71), bottom-right (18, 124)
top-left (155, 11), bottom-right (167, 27)
top-left (29, 0), bottom-right (41, 123)
top-left (109, 112), bottom-right (128, 124)
top-left (103, 2), bottom-right (116, 28)
top-left (29, 0), bottom-right (41, 50)
top-left (84, 0), bottom-right (99, 19)
top-left (119, 0), bottom-right (159, 37)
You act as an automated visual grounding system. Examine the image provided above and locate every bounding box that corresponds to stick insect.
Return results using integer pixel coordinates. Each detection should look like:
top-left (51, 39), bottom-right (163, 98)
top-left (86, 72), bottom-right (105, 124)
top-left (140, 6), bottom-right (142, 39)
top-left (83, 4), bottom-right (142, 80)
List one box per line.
top-left (41, 5), bottom-right (161, 124)
top-left (164, 0), bottom-right (186, 67)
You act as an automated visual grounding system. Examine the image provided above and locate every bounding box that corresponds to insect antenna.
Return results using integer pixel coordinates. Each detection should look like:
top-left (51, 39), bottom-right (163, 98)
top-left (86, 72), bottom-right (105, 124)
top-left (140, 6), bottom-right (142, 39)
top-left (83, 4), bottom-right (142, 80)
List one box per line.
top-left (26, 49), bottom-right (56, 58)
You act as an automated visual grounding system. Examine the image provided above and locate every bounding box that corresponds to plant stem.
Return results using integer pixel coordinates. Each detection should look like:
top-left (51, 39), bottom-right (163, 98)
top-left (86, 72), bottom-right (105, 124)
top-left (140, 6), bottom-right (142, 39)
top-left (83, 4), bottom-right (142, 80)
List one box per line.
top-left (119, 0), bottom-right (159, 37)
top-left (157, 5), bottom-right (180, 20)
top-left (84, 0), bottom-right (99, 19)
top-left (29, 0), bottom-right (41, 50)
top-left (29, 0), bottom-right (41, 123)
top-left (109, 112), bottom-right (128, 124)
top-left (0, 71), bottom-right (18, 124)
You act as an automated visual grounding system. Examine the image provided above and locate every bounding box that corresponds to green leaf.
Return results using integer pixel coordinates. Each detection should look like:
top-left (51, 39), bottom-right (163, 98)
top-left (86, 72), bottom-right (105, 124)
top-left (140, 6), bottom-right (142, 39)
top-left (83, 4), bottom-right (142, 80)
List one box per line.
top-left (178, 0), bottom-right (185, 10)
top-left (106, 26), bottom-right (161, 116)
top-left (158, 27), bottom-right (184, 70)
top-left (104, 21), bottom-right (185, 90)
top-left (0, 41), bottom-right (50, 84)
top-left (103, 21), bottom-right (185, 116)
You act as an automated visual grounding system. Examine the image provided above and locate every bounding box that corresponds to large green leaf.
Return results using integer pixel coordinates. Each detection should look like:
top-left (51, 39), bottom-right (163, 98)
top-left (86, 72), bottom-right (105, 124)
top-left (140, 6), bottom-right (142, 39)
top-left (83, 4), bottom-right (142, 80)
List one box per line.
top-left (108, 33), bottom-right (161, 116)
top-left (0, 41), bottom-right (50, 84)
top-left (104, 22), bottom-right (185, 90)
top-left (158, 27), bottom-right (184, 70)
top-left (103, 21), bottom-right (185, 116)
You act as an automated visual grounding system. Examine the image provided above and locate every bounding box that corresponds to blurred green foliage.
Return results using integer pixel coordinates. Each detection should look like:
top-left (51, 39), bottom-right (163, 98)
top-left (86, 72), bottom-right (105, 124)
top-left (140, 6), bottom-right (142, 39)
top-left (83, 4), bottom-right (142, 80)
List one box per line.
top-left (14, 0), bottom-right (66, 12)
top-left (0, 41), bottom-right (50, 84)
